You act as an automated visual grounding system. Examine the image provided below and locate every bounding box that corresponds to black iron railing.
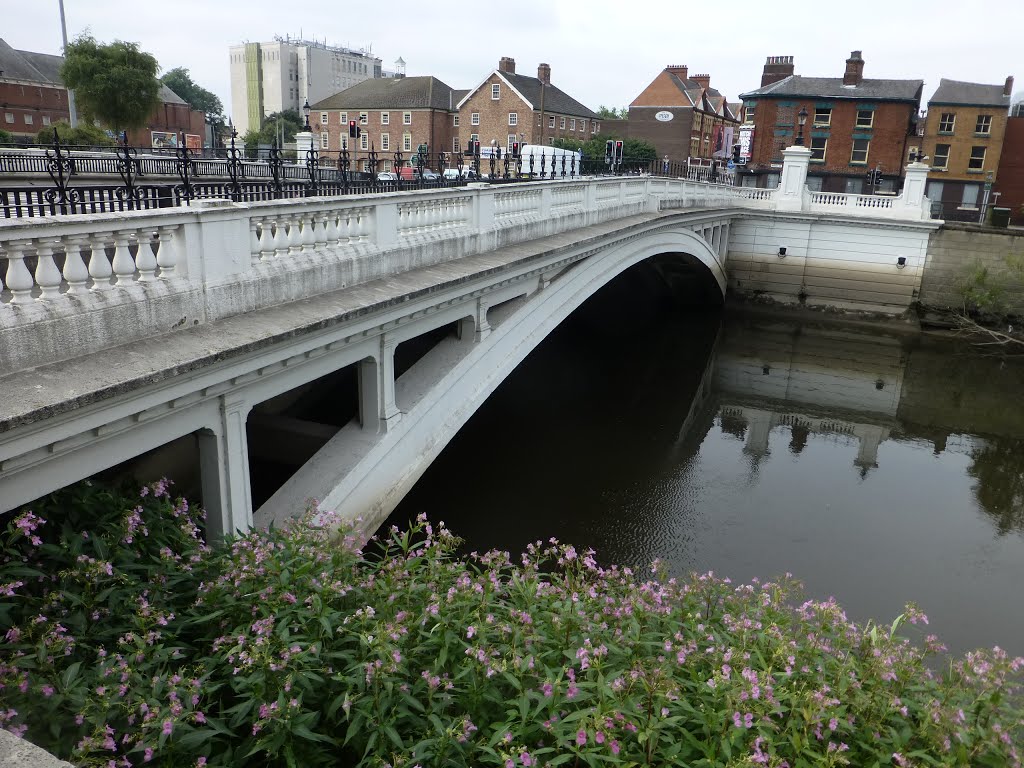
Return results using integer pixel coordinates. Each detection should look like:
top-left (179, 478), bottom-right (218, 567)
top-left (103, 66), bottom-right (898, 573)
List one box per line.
top-left (1, 130), bottom-right (728, 218)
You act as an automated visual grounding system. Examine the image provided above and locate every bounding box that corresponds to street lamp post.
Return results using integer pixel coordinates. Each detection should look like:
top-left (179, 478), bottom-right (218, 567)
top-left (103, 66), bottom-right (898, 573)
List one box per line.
top-left (795, 107), bottom-right (808, 146)
top-left (302, 99), bottom-right (312, 131)
top-left (58, 0), bottom-right (78, 128)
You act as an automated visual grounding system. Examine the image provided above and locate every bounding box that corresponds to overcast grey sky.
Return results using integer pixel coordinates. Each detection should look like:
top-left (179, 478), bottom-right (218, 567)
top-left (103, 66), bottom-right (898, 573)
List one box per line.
top-left (8, 0), bottom-right (1021, 118)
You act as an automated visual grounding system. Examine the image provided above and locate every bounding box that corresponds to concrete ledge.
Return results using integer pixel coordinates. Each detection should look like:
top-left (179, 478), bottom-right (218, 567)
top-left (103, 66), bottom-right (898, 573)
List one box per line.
top-left (0, 730), bottom-right (74, 768)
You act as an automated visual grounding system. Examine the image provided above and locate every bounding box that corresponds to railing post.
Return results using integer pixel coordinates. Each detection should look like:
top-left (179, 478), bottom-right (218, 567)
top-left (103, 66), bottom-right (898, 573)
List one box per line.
top-left (900, 161), bottom-right (931, 219)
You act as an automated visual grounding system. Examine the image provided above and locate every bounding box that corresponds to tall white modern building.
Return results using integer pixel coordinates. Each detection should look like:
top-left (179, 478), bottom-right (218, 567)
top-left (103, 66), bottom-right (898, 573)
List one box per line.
top-left (229, 36), bottom-right (382, 135)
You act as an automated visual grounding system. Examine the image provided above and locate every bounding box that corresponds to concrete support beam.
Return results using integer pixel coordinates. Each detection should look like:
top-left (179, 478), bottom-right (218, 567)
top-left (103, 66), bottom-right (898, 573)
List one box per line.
top-left (357, 336), bottom-right (402, 434)
top-left (198, 395), bottom-right (253, 539)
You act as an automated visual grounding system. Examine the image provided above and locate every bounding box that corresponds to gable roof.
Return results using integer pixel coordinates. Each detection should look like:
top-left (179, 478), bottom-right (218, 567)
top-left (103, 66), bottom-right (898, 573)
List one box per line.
top-left (631, 69), bottom-right (738, 121)
top-left (311, 76), bottom-right (458, 111)
top-left (741, 75), bottom-right (923, 102)
top-left (456, 69), bottom-right (598, 119)
top-left (929, 78), bottom-right (1011, 108)
top-left (0, 38), bottom-right (63, 84)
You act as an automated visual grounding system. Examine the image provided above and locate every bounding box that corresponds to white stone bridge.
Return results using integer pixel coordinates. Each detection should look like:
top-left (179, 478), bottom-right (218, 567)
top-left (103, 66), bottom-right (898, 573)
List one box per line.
top-left (0, 148), bottom-right (939, 537)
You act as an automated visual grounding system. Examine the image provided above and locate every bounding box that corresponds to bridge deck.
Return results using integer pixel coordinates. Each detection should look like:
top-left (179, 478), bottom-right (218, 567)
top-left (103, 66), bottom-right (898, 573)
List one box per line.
top-left (1, 210), bottom-right (698, 434)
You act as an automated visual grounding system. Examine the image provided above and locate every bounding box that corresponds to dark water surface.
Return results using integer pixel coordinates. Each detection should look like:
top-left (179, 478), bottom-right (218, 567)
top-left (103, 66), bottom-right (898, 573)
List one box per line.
top-left (384, 284), bottom-right (1024, 657)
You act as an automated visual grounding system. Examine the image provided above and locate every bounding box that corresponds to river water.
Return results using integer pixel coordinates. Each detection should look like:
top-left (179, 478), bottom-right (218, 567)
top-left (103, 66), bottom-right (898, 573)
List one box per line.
top-left (384, 280), bottom-right (1024, 658)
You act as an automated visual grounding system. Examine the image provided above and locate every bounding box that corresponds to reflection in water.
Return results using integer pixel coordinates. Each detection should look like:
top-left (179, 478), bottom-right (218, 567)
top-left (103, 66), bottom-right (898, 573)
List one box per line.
top-left (968, 439), bottom-right (1024, 535)
top-left (384, 289), bottom-right (1024, 656)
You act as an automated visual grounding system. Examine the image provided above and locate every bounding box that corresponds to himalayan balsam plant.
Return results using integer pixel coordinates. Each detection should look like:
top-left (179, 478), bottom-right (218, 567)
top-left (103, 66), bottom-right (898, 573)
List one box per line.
top-left (1, 479), bottom-right (1021, 767)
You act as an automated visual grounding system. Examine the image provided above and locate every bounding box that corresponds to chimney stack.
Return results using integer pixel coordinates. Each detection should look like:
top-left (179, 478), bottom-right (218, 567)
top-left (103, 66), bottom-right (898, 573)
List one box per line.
top-left (843, 51), bottom-right (865, 86)
top-left (761, 56), bottom-right (794, 87)
top-left (498, 56), bottom-right (516, 74)
top-left (537, 63), bottom-right (551, 85)
top-left (692, 73), bottom-right (711, 90)
top-left (665, 64), bottom-right (689, 80)
top-left (1005, 76), bottom-right (1015, 96)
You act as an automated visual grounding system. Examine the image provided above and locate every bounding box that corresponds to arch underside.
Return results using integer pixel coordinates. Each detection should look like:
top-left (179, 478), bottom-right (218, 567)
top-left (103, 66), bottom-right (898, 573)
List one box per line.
top-left (254, 225), bottom-right (727, 536)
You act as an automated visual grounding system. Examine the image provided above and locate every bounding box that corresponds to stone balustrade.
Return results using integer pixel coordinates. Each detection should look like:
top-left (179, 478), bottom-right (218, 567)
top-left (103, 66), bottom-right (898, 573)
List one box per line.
top-left (0, 166), bottom-right (935, 375)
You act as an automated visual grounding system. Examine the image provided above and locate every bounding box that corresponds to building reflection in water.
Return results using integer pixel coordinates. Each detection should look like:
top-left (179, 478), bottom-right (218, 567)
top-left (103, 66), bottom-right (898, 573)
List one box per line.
top-left (712, 316), bottom-right (1024, 536)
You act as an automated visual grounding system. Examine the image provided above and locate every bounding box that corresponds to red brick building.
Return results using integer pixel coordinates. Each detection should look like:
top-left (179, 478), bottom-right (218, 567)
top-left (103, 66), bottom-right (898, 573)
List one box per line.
top-left (456, 57), bottom-right (599, 153)
top-left (310, 76), bottom-right (459, 172)
top-left (738, 52), bottom-right (923, 193)
top-left (625, 65), bottom-right (740, 164)
top-left (996, 116), bottom-right (1024, 224)
top-left (0, 37), bottom-right (206, 147)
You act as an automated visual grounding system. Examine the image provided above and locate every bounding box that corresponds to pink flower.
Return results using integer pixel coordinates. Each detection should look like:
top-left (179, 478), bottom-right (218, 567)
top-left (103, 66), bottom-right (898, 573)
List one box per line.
top-left (520, 752), bottom-right (533, 766)
top-left (576, 729), bottom-right (587, 746)
top-left (541, 682), bottom-right (553, 697)
top-left (595, 731), bottom-right (605, 744)
top-left (162, 720), bottom-right (173, 736)
top-left (610, 740), bottom-right (620, 755)
top-left (467, 626), bottom-right (476, 638)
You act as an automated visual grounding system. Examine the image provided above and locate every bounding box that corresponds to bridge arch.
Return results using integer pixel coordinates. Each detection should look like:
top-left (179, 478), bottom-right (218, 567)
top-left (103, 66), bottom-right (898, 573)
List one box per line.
top-left (259, 223), bottom-right (727, 535)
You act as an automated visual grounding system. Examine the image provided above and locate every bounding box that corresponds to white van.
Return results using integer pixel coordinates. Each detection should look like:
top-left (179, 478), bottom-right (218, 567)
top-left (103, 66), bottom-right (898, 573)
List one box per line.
top-left (516, 145), bottom-right (581, 178)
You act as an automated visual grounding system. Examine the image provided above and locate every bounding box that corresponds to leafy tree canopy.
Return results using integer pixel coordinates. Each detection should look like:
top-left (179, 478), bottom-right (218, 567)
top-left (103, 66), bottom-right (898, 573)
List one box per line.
top-left (35, 121), bottom-right (115, 147)
top-left (553, 133), bottom-right (656, 161)
top-left (243, 109), bottom-right (305, 147)
top-left (596, 105), bottom-right (628, 120)
top-left (60, 34), bottom-right (161, 133)
top-left (160, 67), bottom-right (224, 121)
top-left (0, 128), bottom-right (13, 144)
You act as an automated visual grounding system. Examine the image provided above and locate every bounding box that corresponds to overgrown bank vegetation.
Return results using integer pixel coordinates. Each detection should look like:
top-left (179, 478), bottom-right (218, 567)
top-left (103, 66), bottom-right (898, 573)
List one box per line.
top-left (2, 481), bottom-right (1022, 767)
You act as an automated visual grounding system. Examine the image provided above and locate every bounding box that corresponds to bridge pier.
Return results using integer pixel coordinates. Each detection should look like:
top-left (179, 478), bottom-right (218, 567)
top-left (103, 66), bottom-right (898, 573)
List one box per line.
top-left (198, 396), bottom-right (254, 538)
top-left (358, 337), bottom-right (403, 434)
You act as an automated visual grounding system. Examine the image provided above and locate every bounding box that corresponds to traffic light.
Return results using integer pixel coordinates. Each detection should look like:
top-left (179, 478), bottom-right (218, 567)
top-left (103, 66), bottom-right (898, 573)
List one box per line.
top-left (349, 121), bottom-right (360, 139)
top-left (511, 141), bottom-right (520, 157)
top-left (614, 140), bottom-right (624, 164)
top-left (605, 140), bottom-right (614, 164)
top-left (732, 144), bottom-right (741, 164)
top-left (873, 169), bottom-right (883, 186)
top-left (472, 140), bottom-right (481, 155)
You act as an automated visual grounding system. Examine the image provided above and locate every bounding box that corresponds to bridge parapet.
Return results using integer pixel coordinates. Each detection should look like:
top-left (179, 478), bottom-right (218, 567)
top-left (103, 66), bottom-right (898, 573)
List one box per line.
top-left (0, 163), bottom-right (934, 375)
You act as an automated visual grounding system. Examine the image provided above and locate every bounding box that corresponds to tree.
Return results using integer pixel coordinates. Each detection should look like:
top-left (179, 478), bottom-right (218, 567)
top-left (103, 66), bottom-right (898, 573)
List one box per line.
top-left (35, 121), bottom-right (115, 147)
top-left (553, 133), bottom-right (657, 163)
top-left (161, 67), bottom-right (225, 140)
top-left (59, 34), bottom-right (161, 133)
top-left (596, 105), bottom-right (628, 120)
top-left (0, 128), bottom-right (13, 144)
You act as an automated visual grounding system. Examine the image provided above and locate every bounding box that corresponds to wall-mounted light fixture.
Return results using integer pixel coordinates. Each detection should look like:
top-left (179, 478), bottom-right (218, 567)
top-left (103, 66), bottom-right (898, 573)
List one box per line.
top-left (778, 247), bottom-right (787, 258)
top-left (896, 256), bottom-right (907, 269)
top-left (875, 379), bottom-right (885, 390)
top-left (762, 365), bottom-right (771, 375)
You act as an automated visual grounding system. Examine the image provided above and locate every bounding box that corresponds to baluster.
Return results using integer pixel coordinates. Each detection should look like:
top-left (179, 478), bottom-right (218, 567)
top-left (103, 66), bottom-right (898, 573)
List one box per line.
top-left (61, 234), bottom-right (90, 293)
top-left (287, 215), bottom-right (303, 255)
top-left (111, 231), bottom-right (136, 285)
top-left (5, 239), bottom-right (36, 304)
top-left (300, 212), bottom-right (316, 253)
top-left (314, 212), bottom-right (330, 251)
top-left (352, 208), bottom-right (366, 242)
top-left (89, 233), bottom-right (114, 290)
top-left (272, 218), bottom-right (289, 257)
top-left (156, 225), bottom-right (179, 277)
top-left (249, 218), bottom-right (262, 262)
top-left (324, 210), bottom-right (340, 247)
top-left (34, 239), bottom-right (63, 300)
top-left (258, 217), bottom-right (275, 260)
top-left (135, 230), bottom-right (158, 281)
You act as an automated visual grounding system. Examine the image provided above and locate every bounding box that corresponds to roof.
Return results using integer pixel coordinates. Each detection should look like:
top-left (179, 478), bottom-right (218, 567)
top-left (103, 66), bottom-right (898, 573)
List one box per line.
top-left (928, 78), bottom-right (1011, 108)
top-left (501, 72), bottom-right (598, 119)
top-left (0, 38), bottom-right (63, 83)
top-left (311, 76), bottom-right (458, 111)
top-left (0, 38), bottom-right (190, 108)
top-left (630, 69), bottom-right (739, 120)
top-left (740, 75), bottom-right (923, 102)
top-left (456, 69), bottom-right (598, 119)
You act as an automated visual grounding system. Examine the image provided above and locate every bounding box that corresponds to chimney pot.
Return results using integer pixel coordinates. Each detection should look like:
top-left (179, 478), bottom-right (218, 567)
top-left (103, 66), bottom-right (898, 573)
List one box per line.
top-left (692, 73), bottom-right (711, 89)
top-left (666, 64), bottom-right (689, 80)
top-left (498, 56), bottom-right (516, 74)
top-left (1005, 75), bottom-right (1015, 96)
top-left (761, 55), bottom-right (795, 87)
top-left (537, 62), bottom-right (551, 85)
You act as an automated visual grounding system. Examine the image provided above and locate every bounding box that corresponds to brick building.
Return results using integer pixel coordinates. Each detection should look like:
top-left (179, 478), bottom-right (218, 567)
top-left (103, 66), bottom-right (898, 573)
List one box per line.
top-left (738, 52), bottom-right (923, 192)
top-left (625, 65), bottom-right (739, 164)
top-left (995, 116), bottom-right (1024, 224)
top-left (0, 38), bottom-right (206, 147)
top-left (920, 78), bottom-right (1013, 219)
top-left (456, 57), bottom-right (599, 154)
top-left (310, 76), bottom-right (460, 172)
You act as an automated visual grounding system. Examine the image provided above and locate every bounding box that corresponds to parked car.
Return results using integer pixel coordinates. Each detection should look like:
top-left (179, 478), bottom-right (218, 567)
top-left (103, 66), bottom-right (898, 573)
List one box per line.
top-left (442, 168), bottom-right (479, 180)
top-left (421, 169), bottom-right (441, 181)
top-left (376, 172), bottom-right (398, 182)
